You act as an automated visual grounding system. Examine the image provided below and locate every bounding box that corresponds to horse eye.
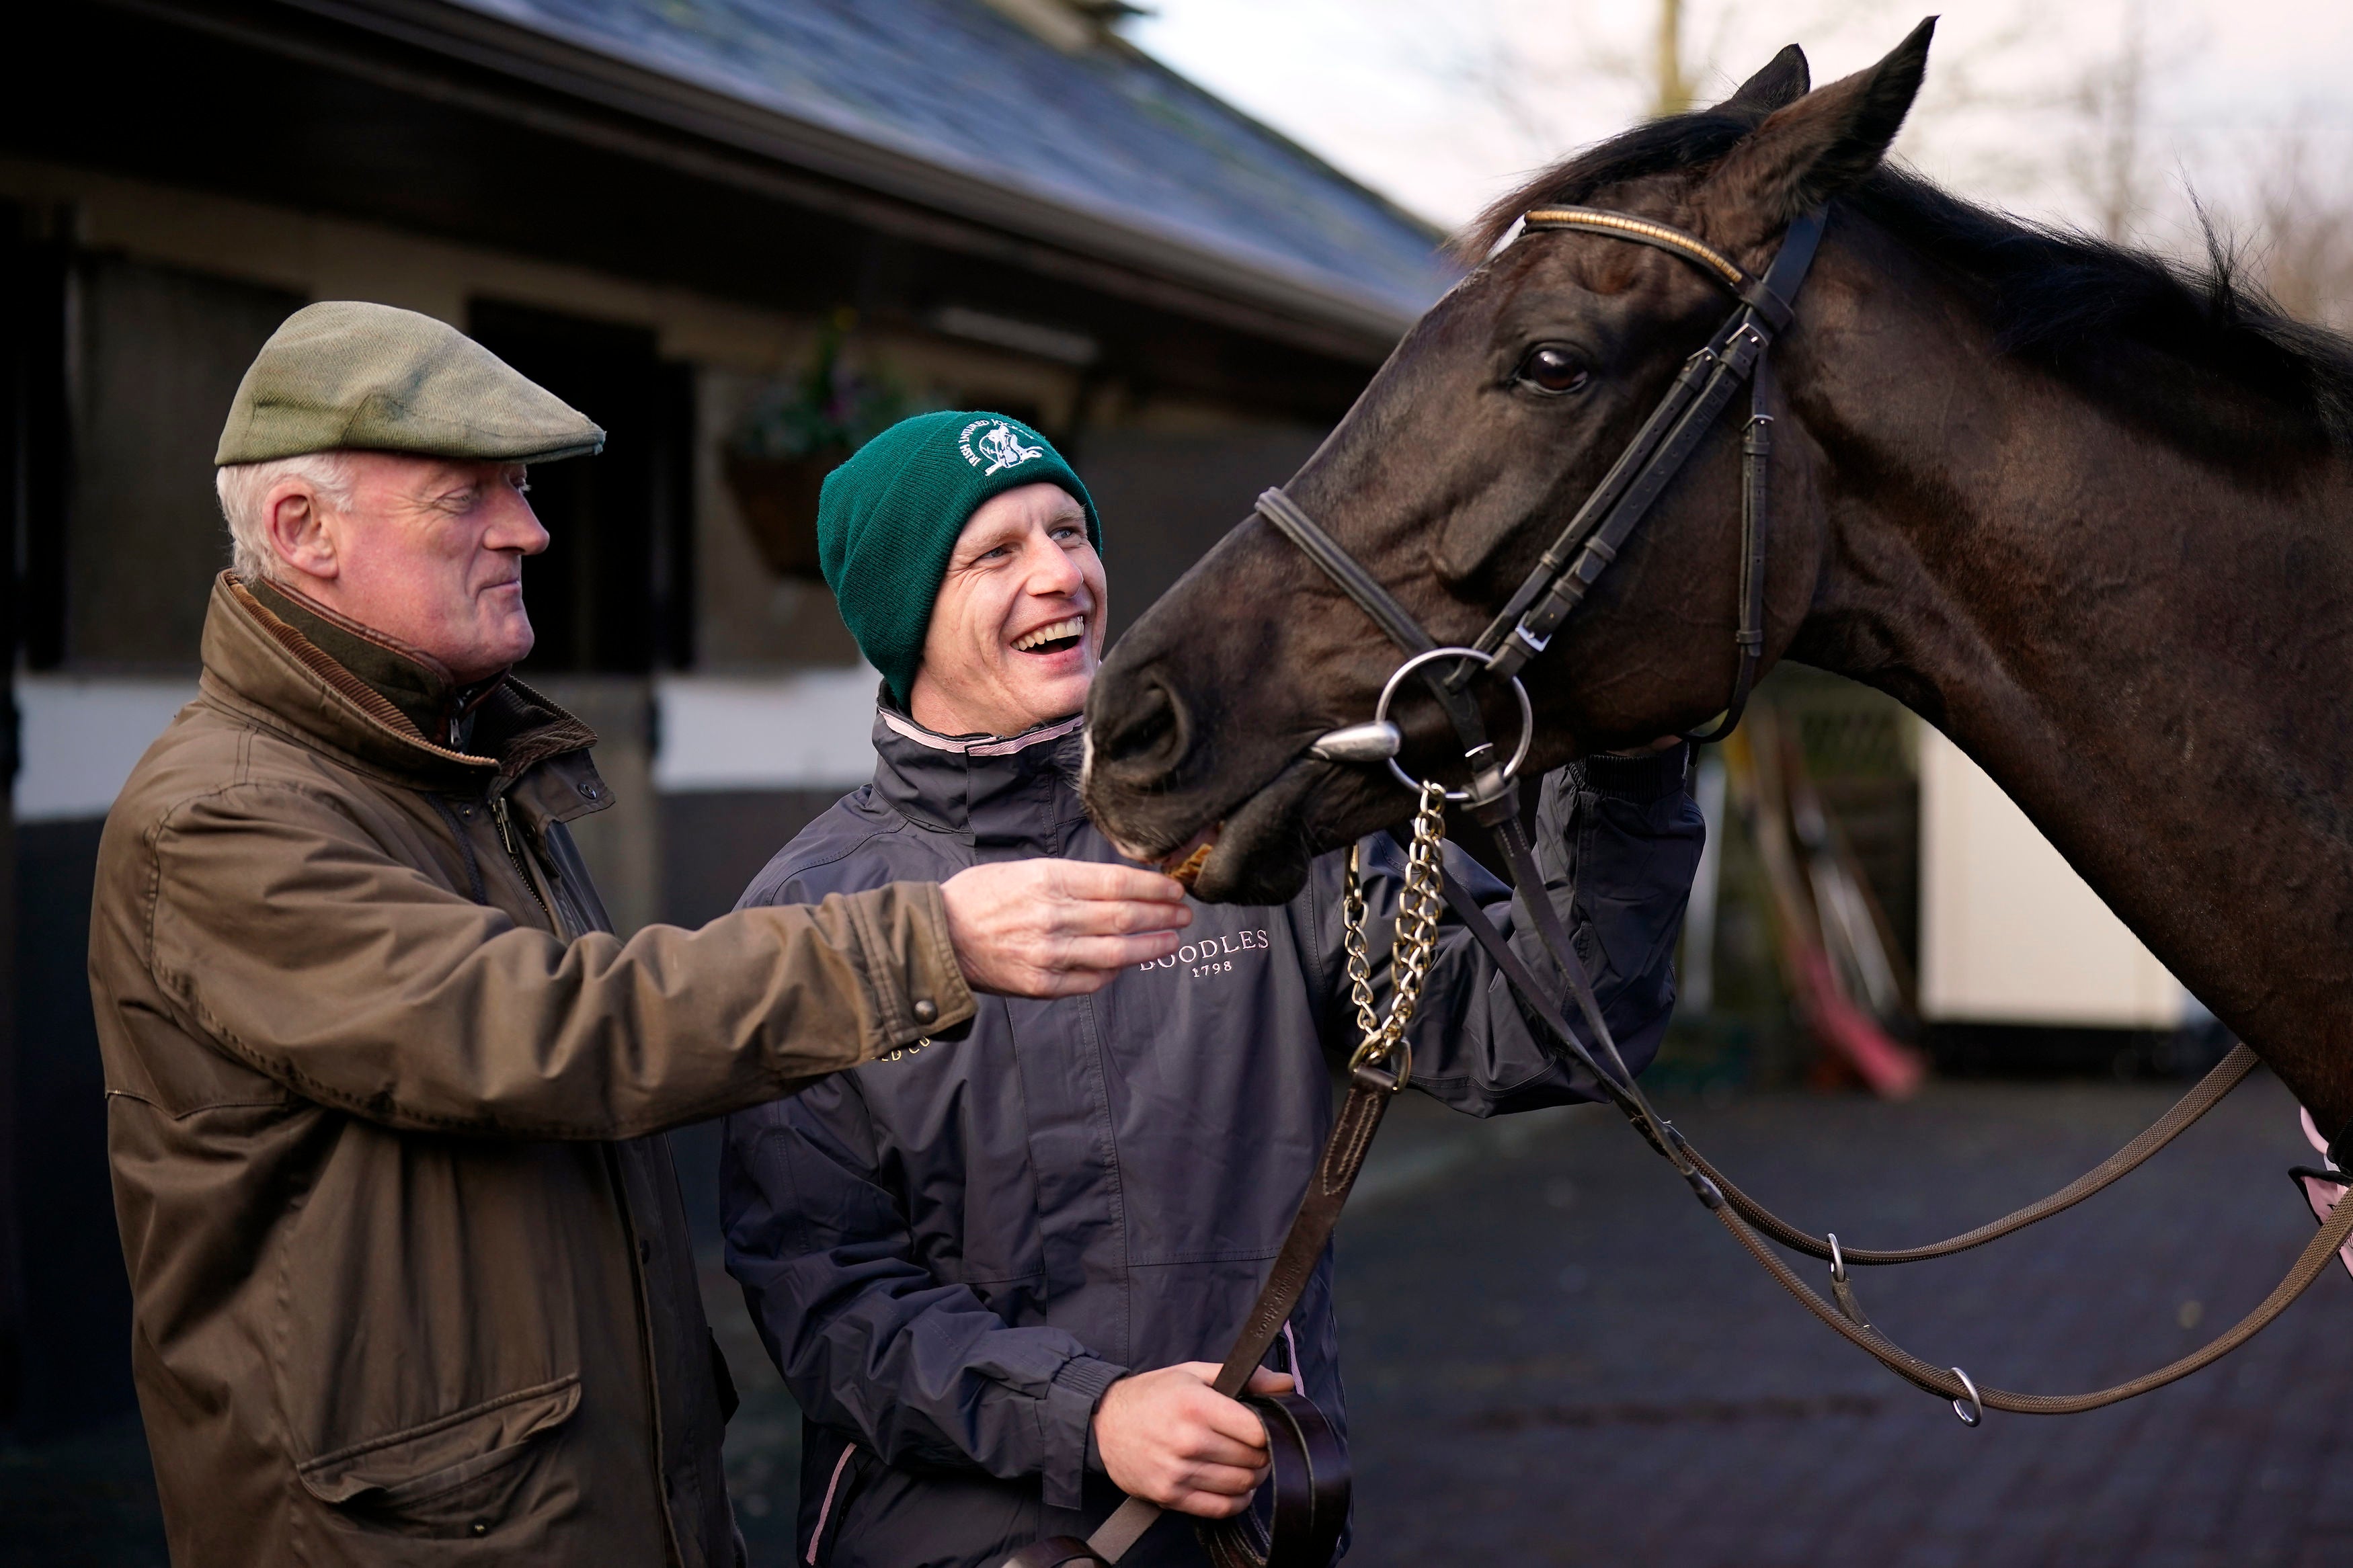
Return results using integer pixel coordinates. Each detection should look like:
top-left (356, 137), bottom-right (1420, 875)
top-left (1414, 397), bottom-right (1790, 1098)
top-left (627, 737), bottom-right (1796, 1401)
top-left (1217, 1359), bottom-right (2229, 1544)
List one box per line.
top-left (1516, 345), bottom-right (1589, 395)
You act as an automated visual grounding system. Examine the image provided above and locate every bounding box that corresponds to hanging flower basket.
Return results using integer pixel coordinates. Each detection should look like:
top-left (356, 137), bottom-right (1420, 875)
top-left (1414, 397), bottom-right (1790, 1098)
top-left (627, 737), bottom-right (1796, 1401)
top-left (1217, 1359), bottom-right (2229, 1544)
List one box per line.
top-left (725, 311), bottom-right (912, 581)
top-left (721, 446), bottom-right (847, 580)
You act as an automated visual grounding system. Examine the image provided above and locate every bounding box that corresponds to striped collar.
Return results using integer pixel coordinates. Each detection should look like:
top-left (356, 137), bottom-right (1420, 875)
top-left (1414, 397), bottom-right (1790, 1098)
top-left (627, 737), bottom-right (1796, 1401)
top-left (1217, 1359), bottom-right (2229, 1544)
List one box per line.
top-left (877, 708), bottom-right (1084, 757)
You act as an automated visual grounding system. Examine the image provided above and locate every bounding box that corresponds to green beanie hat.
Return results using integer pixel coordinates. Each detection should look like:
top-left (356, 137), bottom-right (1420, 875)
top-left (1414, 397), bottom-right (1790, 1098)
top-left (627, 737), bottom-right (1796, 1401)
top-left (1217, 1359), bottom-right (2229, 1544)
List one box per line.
top-left (817, 411), bottom-right (1101, 709)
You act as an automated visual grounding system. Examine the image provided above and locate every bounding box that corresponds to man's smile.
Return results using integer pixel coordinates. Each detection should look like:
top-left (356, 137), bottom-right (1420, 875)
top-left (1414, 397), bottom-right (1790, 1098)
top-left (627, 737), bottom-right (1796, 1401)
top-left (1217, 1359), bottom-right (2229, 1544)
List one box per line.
top-left (1012, 614), bottom-right (1086, 655)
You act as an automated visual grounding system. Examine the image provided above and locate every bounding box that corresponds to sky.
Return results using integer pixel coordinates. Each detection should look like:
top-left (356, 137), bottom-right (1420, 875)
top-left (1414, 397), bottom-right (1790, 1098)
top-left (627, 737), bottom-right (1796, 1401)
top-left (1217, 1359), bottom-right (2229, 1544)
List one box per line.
top-left (1125, 0), bottom-right (2353, 259)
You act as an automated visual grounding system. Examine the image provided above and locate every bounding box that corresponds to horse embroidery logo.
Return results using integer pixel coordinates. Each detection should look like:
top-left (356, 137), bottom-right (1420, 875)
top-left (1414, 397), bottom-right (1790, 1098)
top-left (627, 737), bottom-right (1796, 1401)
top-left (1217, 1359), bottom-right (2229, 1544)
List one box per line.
top-left (959, 419), bottom-right (1043, 476)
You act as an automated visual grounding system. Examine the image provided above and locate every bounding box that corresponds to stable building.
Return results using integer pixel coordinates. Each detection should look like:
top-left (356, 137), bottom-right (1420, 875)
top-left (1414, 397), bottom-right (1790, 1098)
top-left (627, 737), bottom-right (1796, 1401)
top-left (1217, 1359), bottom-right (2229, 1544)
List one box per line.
top-left (0, 0), bottom-right (1450, 1438)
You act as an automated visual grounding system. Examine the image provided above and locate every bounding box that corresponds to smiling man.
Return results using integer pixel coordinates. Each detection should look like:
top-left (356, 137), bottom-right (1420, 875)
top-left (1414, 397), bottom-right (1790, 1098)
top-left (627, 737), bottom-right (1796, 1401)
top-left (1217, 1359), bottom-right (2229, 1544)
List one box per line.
top-left (719, 411), bottom-right (1710, 1568)
top-left (87, 313), bottom-right (1191, 1568)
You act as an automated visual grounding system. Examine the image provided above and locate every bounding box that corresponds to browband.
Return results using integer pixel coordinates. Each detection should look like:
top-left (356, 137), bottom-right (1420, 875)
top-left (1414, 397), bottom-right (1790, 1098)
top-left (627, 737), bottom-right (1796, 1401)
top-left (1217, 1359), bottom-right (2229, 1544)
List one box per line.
top-left (1520, 205), bottom-right (1821, 334)
top-left (1521, 207), bottom-right (1751, 290)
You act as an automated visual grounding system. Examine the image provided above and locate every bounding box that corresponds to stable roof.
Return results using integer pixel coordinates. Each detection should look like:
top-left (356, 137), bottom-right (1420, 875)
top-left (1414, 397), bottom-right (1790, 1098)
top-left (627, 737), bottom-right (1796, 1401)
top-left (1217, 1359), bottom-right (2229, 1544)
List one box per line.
top-left (438, 0), bottom-right (1454, 347)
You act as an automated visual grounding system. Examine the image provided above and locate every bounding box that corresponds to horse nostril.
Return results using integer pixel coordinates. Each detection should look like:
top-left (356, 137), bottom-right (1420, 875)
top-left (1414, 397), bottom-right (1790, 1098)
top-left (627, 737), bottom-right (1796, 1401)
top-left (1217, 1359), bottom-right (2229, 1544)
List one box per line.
top-left (1094, 679), bottom-right (1190, 776)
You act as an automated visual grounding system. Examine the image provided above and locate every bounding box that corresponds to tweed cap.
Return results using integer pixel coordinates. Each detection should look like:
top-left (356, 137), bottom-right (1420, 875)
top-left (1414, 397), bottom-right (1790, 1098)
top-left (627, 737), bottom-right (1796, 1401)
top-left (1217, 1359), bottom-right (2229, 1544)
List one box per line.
top-left (215, 301), bottom-right (604, 466)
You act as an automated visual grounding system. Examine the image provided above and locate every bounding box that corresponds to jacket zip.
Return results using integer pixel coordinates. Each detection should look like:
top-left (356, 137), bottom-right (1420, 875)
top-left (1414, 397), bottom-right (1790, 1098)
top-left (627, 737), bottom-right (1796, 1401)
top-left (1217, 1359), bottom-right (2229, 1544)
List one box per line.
top-left (491, 794), bottom-right (557, 930)
top-left (493, 793), bottom-right (688, 1545)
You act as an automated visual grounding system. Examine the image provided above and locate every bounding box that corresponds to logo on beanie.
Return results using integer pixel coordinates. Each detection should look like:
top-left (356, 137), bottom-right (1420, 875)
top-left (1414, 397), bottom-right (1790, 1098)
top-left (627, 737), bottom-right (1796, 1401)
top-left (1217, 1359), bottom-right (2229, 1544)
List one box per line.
top-left (960, 419), bottom-right (1043, 477)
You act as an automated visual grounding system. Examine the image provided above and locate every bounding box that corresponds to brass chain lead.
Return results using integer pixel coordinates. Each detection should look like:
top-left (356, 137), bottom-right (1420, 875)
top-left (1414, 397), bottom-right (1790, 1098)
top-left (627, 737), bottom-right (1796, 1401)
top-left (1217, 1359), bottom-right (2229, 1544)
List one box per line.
top-left (1341, 780), bottom-right (1449, 1089)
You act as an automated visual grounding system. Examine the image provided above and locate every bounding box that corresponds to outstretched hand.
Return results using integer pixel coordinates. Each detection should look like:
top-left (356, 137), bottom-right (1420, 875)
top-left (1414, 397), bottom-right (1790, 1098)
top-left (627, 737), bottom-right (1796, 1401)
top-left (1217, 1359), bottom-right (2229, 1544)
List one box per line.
top-left (1093, 1362), bottom-right (1295, 1518)
top-left (941, 860), bottom-right (1191, 998)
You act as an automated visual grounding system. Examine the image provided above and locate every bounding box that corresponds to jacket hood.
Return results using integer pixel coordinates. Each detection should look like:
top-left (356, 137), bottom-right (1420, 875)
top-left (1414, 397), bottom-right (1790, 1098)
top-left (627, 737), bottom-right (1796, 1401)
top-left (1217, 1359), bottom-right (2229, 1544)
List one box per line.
top-left (199, 572), bottom-right (598, 798)
top-left (869, 703), bottom-right (1091, 853)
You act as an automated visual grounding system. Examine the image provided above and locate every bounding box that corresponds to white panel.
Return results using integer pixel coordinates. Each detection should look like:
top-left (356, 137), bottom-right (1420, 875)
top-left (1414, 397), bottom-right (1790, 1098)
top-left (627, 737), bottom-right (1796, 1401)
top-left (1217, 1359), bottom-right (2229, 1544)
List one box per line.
top-left (653, 669), bottom-right (881, 791)
top-left (13, 671), bottom-right (882, 819)
top-left (15, 676), bottom-right (201, 822)
top-left (1919, 728), bottom-right (2185, 1027)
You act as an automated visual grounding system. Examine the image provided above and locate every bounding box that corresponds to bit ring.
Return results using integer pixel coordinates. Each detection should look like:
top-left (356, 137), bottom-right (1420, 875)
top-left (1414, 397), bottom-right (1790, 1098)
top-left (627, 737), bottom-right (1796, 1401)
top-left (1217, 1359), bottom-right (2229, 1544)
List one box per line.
top-left (1373, 647), bottom-right (1535, 802)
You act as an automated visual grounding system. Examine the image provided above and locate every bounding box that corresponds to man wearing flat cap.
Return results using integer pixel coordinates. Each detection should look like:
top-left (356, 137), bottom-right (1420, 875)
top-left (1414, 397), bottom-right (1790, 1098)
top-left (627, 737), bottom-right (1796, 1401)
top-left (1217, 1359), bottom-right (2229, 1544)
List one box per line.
top-left (88, 303), bottom-right (1193, 1568)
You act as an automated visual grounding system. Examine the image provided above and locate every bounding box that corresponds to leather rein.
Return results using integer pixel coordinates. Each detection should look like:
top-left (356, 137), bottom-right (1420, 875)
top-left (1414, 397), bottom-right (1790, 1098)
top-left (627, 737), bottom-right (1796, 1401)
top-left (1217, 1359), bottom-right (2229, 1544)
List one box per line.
top-left (1006, 205), bottom-right (2353, 1568)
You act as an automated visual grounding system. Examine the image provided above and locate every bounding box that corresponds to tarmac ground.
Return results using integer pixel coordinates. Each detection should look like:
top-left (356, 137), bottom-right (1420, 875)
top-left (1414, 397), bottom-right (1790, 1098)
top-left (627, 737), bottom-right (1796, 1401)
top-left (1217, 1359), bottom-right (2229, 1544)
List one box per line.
top-left (1329, 1069), bottom-right (2353, 1568)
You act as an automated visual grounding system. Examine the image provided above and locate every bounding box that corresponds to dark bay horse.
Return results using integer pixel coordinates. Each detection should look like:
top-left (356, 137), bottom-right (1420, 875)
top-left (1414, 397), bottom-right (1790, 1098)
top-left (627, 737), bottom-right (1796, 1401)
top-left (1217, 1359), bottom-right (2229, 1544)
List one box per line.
top-left (1080, 17), bottom-right (2353, 1140)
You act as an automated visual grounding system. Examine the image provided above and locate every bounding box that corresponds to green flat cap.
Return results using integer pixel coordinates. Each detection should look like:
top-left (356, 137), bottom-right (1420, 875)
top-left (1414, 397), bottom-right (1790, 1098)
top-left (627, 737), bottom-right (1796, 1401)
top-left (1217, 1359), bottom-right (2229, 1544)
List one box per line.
top-left (215, 300), bottom-right (604, 466)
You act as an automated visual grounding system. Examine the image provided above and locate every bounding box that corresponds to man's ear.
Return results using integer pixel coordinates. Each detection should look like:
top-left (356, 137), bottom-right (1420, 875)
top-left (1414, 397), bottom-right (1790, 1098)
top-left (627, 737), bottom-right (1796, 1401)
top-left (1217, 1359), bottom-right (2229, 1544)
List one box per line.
top-left (1700, 17), bottom-right (1934, 244)
top-left (264, 481), bottom-right (340, 585)
top-left (1715, 44), bottom-right (1810, 124)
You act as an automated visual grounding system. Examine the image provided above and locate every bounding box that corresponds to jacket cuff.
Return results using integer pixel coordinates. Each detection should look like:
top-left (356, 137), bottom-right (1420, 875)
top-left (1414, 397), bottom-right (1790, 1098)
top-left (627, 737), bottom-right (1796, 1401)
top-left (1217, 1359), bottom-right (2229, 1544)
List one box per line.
top-left (852, 880), bottom-right (978, 1055)
top-left (1043, 1355), bottom-right (1126, 1510)
top-left (1584, 745), bottom-right (1690, 803)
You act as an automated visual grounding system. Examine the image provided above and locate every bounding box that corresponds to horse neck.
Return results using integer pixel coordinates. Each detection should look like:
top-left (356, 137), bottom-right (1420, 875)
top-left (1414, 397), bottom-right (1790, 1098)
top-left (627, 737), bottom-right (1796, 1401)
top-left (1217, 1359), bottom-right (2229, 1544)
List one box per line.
top-left (1786, 234), bottom-right (2353, 1126)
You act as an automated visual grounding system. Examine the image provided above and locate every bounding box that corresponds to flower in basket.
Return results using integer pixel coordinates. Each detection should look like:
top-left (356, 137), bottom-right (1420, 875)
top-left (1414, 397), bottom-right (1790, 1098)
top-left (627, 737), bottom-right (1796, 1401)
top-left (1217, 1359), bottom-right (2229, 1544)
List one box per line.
top-left (726, 311), bottom-right (914, 578)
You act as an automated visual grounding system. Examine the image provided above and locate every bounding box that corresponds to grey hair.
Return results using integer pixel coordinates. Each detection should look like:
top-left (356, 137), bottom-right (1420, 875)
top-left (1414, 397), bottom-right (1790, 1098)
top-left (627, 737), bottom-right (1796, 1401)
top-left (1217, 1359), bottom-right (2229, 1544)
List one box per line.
top-left (215, 451), bottom-right (357, 582)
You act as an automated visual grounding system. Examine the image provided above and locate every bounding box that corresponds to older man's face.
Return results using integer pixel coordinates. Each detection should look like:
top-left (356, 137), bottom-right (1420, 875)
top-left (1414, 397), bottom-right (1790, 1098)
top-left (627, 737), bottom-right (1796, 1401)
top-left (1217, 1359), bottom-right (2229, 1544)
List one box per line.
top-left (908, 482), bottom-right (1106, 738)
top-left (282, 452), bottom-right (551, 682)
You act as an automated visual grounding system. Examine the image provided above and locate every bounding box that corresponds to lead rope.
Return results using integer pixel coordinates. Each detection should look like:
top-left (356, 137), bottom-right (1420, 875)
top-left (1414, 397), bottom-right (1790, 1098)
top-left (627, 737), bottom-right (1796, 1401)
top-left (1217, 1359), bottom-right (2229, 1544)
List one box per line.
top-left (1690, 1045), bottom-right (2260, 1266)
top-left (1190, 780), bottom-right (1448, 1568)
top-left (1435, 849), bottom-right (2353, 1421)
top-left (1025, 785), bottom-right (1455, 1568)
top-left (1430, 852), bottom-right (2265, 1270)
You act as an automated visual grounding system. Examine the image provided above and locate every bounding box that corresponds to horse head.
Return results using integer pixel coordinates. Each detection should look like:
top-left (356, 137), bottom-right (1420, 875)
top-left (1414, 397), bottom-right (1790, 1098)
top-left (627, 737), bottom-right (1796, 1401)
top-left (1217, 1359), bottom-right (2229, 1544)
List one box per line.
top-left (1084, 22), bottom-right (1935, 903)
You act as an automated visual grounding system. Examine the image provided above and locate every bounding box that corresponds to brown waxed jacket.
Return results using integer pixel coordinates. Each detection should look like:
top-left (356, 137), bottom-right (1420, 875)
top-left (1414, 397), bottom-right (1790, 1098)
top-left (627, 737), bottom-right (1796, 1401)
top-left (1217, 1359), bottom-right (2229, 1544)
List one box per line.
top-left (90, 575), bottom-right (974, 1568)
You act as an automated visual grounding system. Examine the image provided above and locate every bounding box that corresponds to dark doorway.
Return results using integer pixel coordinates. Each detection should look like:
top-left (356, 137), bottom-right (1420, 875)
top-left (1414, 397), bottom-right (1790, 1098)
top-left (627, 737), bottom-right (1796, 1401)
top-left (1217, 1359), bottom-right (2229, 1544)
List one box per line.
top-left (467, 301), bottom-right (694, 673)
top-left (67, 256), bottom-right (304, 670)
top-left (8, 204), bottom-right (70, 673)
top-left (11, 819), bottom-right (129, 1439)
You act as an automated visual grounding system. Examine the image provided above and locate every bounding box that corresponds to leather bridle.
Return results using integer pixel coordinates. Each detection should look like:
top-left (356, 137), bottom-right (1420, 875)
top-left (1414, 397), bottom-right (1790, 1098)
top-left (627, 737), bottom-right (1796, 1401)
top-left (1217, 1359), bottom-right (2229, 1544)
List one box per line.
top-left (1005, 206), bottom-right (2353, 1568)
top-left (1470, 205), bottom-right (1823, 729)
top-left (1243, 202), bottom-right (1843, 1246)
top-left (1263, 200), bottom-right (1826, 790)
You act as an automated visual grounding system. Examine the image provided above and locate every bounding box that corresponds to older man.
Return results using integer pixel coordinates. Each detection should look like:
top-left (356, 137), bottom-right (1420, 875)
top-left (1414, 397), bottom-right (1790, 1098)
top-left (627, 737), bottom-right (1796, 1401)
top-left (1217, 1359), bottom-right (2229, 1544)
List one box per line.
top-left (719, 411), bottom-right (1706, 1567)
top-left (89, 308), bottom-right (1190, 1568)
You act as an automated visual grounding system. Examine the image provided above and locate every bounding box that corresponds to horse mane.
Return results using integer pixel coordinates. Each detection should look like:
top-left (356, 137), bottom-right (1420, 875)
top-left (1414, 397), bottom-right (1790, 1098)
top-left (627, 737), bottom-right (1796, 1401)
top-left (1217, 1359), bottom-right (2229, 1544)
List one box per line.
top-left (1464, 111), bottom-right (2353, 456)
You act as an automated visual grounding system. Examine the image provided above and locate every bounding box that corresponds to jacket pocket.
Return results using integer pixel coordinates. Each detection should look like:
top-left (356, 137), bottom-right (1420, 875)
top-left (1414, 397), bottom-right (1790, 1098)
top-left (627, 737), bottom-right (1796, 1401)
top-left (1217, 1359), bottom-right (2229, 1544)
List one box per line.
top-left (296, 1374), bottom-right (582, 1536)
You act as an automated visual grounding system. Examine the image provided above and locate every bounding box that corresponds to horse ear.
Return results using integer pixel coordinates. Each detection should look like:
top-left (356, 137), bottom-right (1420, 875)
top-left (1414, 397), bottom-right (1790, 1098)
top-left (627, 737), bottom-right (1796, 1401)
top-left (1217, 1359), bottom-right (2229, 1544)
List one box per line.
top-left (1716, 45), bottom-right (1810, 122)
top-left (1702, 17), bottom-right (1933, 235)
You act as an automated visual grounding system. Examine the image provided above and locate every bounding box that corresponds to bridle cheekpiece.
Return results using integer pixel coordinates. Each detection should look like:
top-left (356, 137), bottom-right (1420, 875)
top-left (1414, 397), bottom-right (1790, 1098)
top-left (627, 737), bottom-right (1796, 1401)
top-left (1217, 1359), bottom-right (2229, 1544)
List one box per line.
top-left (1278, 202), bottom-right (1831, 809)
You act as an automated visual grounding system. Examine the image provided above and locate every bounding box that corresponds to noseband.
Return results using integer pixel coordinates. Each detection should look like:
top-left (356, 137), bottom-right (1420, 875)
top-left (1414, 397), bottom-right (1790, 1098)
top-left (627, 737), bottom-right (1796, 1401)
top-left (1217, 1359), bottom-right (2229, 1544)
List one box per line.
top-left (1275, 202), bottom-right (1829, 798)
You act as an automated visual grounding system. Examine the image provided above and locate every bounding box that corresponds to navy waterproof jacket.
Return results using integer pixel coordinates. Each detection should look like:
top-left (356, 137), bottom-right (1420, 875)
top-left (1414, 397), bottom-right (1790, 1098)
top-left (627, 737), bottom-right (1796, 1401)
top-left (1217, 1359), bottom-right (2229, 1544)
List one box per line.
top-left (720, 707), bottom-right (1703, 1568)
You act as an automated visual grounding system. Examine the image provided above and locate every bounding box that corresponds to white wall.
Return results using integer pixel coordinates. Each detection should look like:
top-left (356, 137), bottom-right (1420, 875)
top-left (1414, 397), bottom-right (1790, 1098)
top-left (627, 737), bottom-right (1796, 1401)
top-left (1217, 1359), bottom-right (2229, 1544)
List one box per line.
top-left (652, 669), bottom-right (880, 792)
top-left (14, 676), bottom-right (200, 822)
top-left (12, 669), bottom-right (883, 825)
top-left (1919, 727), bottom-right (2188, 1027)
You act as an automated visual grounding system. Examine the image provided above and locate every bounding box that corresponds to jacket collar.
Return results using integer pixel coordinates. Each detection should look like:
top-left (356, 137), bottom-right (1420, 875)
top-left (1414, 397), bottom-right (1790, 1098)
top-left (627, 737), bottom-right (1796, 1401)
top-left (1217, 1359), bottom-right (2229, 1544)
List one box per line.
top-left (199, 573), bottom-right (602, 801)
top-left (871, 700), bottom-right (1088, 850)
top-left (242, 576), bottom-right (510, 748)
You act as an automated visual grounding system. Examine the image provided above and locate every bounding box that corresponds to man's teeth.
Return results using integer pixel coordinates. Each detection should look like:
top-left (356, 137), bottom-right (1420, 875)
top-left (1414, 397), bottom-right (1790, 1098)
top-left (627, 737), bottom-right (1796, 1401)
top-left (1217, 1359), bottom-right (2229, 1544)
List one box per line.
top-left (1013, 616), bottom-right (1085, 651)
